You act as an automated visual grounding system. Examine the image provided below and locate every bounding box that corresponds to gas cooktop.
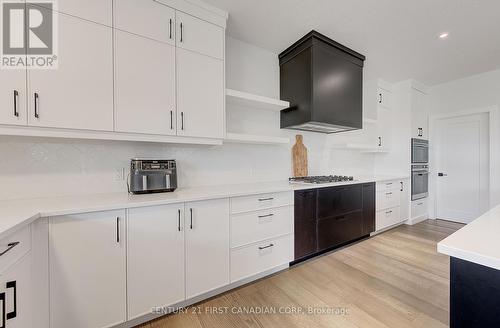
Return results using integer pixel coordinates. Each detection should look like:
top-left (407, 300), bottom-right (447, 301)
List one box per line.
top-left (289, 175), bottom-right (355, 184)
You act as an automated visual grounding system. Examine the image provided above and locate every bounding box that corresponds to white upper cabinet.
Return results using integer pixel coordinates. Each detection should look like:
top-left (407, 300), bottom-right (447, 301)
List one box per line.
top-left (28, 11), bottom-right (114, 131)
top-left (114, 31), bottom-right (177, 135)
top-left (411, 88), bottom-right (429, 139)
top-left (0, 69), bottom-right (26, 126)
top-left (49, 210), bottom-right (126, 328)
top-left (177, 48), bottom-right (224, 139)
top-left (377, 87), bottom-right (393, 109)
top-left (114, 0), bottom-right (175, 45)
top-left (29, 0), bottom-right (112, 26)
top-left (176, 11), bottom-right (224, 59)
top-left (127, 204), bottom-right (185, 320)
top-left (185, 198), bottom-right (229, 299)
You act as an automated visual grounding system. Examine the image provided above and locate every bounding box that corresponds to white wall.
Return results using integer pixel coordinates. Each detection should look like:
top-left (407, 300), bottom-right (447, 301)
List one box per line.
top-left (429, 68), bottom-right (500, 213)
top-left (0, 37), bottom-right (375, 201)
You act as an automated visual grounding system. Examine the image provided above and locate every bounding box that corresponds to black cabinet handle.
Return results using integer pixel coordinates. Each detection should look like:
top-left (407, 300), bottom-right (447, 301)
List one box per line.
top-left (13, 90), bottom-right (19, 117)
top-left (116, 217), bottom-right (120, 243)
top-left (0, 242), bottom-right (20, 257)
top-left (189, 208), bottom-right (193, 229)
top-left (0, 292), bottom-right (5, 328)
top-left (169, 19), bottom-right (172, 39)
top-left (258, 197), bottom-right (274, 202)
top-left (259, 243), bottom-right (274, 250)
top-left (170, 110), bottom-right (173, 130)
top-left (178, 209), bottom-right (181, 231)
top-left (378, 137), bottom-right (382, 147)
top-left (180, 23), bottom-right (183, 42)
top-left (418, 128), bottom-right (423, 137)
top-left (181, 112), bottom-right (184, 130)
top-left (378, 93), bottom-right (382, 104)
top-left (34, 93), bottom-right (39, 118)
top-left (258, 213), bottom-right (274, 219)
top-left (400, 181), bottom-right (404, 192)
top-left (386, 192), bottom-right (393, 196)
top-left (6, 281), bottom-right (16, 320)
top-left (335, 216), bottom-right (348, 221)
top-left (386, 210), bottom-right (393, 215)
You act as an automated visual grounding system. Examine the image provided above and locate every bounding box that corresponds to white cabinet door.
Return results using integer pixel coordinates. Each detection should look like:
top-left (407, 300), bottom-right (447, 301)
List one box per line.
top-left (0, 253), bottom-right (32, 328)
top-left (0, 69), bottom-right (26, 126)
top-left (177, 48), bottom-right (224, 139)
top-left (127, 204), bottom-right (185, 320)
top-left (29, 0), bottom-right (112, 26)
top-left (185, 198), bottom-right (229, 299)
top-left (49, 210), bottom-right (126, 328)
top-left (377, 87), bottom-right (392, 109)
top-left (411, 89), bottom-right (429, 139)
top-left (114, 0), bottom-right (175, 45)
top-left (28, 10), bottom-right (113, 131)
top-left (399, 180), bottom-right (410, 221)
top-left (176, 11), bottom-right (224, 59)
top-left (115, 31), bottom-right (176, 135)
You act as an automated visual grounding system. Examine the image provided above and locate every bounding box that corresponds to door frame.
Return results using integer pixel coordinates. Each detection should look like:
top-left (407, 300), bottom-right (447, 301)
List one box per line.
top-left (429, 106), bottom-right (499, 220)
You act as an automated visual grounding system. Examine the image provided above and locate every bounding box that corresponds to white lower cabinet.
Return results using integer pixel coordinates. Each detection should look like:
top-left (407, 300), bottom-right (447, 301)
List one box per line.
top-left (231, 234), bottom-right (293, 283)
top-left (49, 210), bottom-right (126, 328)
top-left (375, 179), bottom-right (409, 231)
top-left (185, 198), bottom-right (229, 299)
top-left (411, 199), bottom-right (428, 220)
top-left (127, 204), bottom-right (185, 320)
top-left (0, 254), bottom-right (32, 328)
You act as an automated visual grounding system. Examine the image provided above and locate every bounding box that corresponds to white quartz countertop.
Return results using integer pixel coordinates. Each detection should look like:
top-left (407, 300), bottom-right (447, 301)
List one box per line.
top-left (438, 204), bottom-right (500, 270)
top-left (0, 175), bottom-right (408, 240)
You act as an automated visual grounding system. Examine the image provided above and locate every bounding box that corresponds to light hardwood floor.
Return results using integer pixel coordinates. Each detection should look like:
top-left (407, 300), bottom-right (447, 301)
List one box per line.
top-left (138, 219), bottom-right (463, 328)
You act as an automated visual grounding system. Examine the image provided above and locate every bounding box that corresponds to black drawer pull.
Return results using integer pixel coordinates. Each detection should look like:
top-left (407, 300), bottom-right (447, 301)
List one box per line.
top-left (258, 214), bottom-right (274, 219)
top-left (0, 242), bottom-right (20, 257)
top-left (258, 243), bottom-right (274, 250)
top-left (386, 211), bottom-right (393, 215)
top-left (386, 192), bottom-right (393, 196)
top-left (6, 281), bottom-right (16, 320)
top-left (335, 216), bottom-right (347, 221)
top-left (258, 197), bottom-right (274, 202)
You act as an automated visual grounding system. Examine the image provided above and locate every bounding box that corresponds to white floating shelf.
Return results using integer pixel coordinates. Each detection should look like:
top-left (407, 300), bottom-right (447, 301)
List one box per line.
top-left (226, 89), bottom-right (290, 112)
top-left (330, 143), bottom-right (389, 153)
top-left (224, 132), bottom-right (290, 145)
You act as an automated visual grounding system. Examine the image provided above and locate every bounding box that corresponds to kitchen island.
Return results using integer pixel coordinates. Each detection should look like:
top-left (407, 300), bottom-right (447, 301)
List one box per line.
top-left (438, 204), bottom-right (500, 328)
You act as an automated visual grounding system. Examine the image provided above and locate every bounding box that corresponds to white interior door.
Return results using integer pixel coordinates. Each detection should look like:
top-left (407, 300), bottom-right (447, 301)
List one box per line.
top-left (435, 113), bottom-right (489, 223)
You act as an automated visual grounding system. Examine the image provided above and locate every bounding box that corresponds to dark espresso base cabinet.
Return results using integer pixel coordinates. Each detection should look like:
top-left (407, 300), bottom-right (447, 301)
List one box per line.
top-left (450, 257), bottom-right (500, 328)
top-left (293, 183), bottom-right (375, 263)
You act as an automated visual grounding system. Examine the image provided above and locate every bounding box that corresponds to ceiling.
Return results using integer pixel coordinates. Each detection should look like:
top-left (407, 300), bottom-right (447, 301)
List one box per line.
top-left (203, 0), bottom-right (500, 86)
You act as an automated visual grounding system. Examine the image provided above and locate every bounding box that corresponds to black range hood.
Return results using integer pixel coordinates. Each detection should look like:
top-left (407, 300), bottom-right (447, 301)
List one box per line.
top-left (279, 31), bottom-right (366, 133)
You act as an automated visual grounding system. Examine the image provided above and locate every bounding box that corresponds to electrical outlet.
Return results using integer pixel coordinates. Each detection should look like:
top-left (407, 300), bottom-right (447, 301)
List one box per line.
top-left (114, 168), bottom-right (126, 181)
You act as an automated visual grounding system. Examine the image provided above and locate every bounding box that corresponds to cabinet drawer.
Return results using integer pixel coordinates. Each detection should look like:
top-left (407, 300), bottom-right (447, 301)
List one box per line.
top-left (317, 184), bottom-right (362, 219)
top-left (176, 11), bottom-right (224, 59)
top-left (376, 180), bottom-right (399, 192)
top-left (0, 225), bottom-right (31, 274)
top-left (231, 206), bottom-right (293, 248)
top-left (376, 190), bottom-right (400, 211)
top-left (411, 199), bottom-right (428, 218)
top-left (231, 234), bottom-right (293, 283)
top-left (317, 211), bottom-right (364, 251)
top-left (376, 206), bottom-right (401, 231)
top-left (231, 192), bottom-right (293, 214)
